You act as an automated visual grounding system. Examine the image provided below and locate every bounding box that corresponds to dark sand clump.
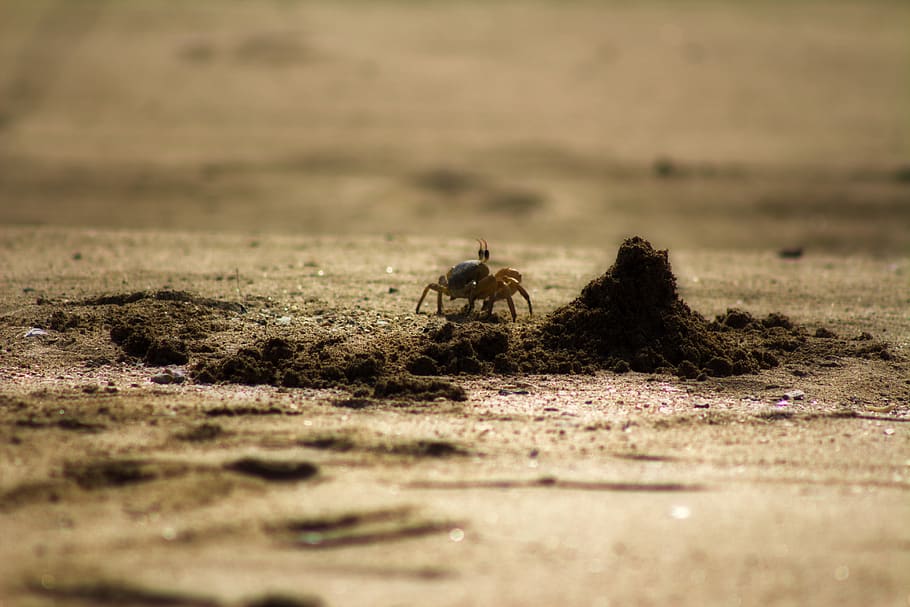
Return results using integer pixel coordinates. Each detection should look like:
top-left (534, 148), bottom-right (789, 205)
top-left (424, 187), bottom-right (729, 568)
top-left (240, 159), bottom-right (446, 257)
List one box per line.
top-left (408, 322), bottom-right (512, 376)
top-left (192, 336), bottom-right (467, 401)
top-left (525, 236), bottom-right (777, 377)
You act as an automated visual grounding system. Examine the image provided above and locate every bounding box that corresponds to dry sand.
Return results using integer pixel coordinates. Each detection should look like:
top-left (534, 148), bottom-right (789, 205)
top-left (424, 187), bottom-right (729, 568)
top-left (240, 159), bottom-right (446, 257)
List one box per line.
top-left (1, 1), bottom-right (909, 606)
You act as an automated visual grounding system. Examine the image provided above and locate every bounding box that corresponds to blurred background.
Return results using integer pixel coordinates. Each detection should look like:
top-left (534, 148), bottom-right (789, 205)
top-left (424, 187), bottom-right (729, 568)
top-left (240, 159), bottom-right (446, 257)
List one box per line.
top-left (0, 0), bottom-right (908, 254)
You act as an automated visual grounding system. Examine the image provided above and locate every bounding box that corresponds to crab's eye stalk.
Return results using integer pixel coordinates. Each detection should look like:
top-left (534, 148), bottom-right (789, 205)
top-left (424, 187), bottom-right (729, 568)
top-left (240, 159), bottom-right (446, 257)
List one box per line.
top-left (476, 238), bottom-right (489, 262)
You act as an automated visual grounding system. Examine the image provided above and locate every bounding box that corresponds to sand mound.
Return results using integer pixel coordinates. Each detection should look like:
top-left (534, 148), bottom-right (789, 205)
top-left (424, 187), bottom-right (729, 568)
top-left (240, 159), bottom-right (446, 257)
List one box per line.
top-left (532, 237), bottom-right (774, 377)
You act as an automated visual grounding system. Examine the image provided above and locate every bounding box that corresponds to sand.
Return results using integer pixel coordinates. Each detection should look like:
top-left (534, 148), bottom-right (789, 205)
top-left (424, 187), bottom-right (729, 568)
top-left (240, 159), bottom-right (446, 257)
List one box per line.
top-left (1, 1), bottom-right (909, 605)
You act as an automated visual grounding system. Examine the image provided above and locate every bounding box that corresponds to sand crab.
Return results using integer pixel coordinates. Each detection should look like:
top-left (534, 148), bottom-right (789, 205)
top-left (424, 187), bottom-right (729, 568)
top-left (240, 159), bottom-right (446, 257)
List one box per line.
top-left (416, 239), bottom-right (532, 321)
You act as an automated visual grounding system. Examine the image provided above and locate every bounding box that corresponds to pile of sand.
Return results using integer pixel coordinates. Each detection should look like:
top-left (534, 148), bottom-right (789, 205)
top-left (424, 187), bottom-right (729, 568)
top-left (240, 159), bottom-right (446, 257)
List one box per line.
top-left (531, 237), bottom-right (778, 377)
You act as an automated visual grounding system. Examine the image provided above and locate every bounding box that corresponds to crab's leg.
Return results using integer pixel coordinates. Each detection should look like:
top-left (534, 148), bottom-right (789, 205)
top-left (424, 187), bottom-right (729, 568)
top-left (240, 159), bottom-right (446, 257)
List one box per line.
top-left (505, 293), bottom-right (517, 321)
top-left (514, 283), bottom-right (532, 316)
top-left (470, 275), bottom-right (497, 315)
top-left (416, 284), bottom-right (445, 314)
top-left (480, 283), bottom-right (504, 318)
top-left (479, 293), bottom-right (492, 314)
top-left (416, 286), bottom-right (430, 313)
top-left (415, 285), bottom-right (432, 313)
top-left (466, 292), bottom-right (478, 313)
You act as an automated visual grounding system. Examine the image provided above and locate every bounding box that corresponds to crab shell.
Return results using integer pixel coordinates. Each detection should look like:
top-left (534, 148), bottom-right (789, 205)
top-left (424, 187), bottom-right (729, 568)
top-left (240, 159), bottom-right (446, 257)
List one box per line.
top-left (443, 259), bottom-right (490, 298)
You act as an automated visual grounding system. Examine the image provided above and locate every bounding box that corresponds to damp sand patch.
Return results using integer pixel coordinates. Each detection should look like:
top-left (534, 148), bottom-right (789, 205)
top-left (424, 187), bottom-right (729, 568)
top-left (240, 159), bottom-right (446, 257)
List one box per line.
top-left (24, 237), bottom-right (894, 397)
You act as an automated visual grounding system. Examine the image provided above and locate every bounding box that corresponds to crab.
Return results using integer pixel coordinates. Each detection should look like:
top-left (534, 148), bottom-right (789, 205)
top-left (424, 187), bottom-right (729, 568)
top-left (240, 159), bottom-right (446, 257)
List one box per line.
top-left (415, 239), bottom-right (532, 321)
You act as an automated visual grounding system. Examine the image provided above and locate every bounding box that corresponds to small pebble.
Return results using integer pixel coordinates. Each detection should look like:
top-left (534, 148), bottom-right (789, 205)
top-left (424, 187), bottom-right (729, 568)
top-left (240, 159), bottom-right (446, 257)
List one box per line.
top-left (783, 390), bottom-right (805, 401)
top-left (24, 328), bottom-right (48, 338)
top-left (150, 369), bottom-right (186, 385)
